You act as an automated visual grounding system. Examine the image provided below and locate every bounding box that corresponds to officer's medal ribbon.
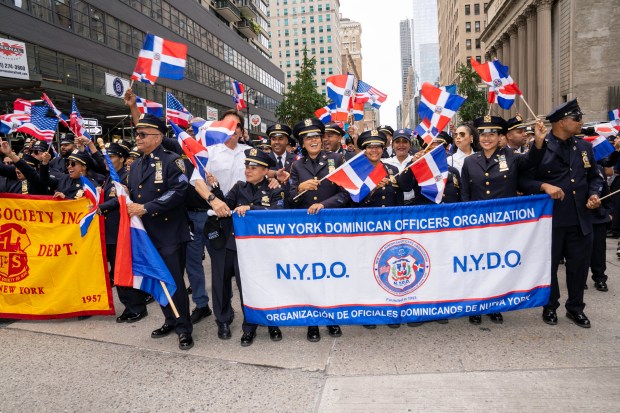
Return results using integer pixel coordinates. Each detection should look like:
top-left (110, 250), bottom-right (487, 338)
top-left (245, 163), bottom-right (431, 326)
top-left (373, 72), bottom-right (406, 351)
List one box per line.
top-left (498, 155), bottom-right (509, 172)
top-left (21, 180), bottom-right (28, 194)
top-left (328, 158), bottom-right (335, 173)
top-left (581, 151), bottom-right (591, 168)
top-left (261, 195), bottom-right (270, 206)
top-left (155, 161), bottom-right (164, 183)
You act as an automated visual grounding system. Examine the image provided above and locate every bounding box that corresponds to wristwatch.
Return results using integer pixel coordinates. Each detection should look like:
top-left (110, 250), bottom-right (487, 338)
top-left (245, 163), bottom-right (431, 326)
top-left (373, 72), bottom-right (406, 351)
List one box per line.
top-left (207, 194), bottom-right (216, 203)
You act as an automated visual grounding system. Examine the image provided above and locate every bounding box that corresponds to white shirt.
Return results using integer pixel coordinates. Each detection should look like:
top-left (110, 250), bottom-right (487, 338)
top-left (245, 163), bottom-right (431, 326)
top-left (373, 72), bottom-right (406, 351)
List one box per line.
top-left (203, 142), bottom-right (251, 194)
top-left (446, 149), bottom-right (473, 174)
top-left (382, 155), bottom-right (415, 203)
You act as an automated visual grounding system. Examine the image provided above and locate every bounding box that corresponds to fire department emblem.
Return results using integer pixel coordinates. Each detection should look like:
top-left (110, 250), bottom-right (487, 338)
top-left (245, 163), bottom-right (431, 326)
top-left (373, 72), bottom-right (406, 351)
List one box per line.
top-left (0, 223), bottom-right (31, 283)
top-left (373, 238), bottom-right (430, 296)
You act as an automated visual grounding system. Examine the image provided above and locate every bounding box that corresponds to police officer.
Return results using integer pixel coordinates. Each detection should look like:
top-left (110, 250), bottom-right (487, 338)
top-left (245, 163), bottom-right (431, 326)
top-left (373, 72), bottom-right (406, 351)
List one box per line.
top-left (266, 123), bottom-right (297, 208)
top-left (49, 133), bottom-right (76, 175)
top-left (322, 123), bottom-right (346, 155)
top-left (588, 162), bottom-right (610, 292)
top-left (522, 99), bottom-right (603, 328)
top-left (460, 115), bottom-right (546, 325)
top-left (383, 129), bottom-right (415, 205)
top-left (378, 125), bottom-right (395, 158)
top-left (0, 140), bottom-right (47, 195)
top-left (45, 149), bottom-right (97, 199)
top-left (290, 118), bottom-right (350, 342)
top-left (224, 148), bottom-right (285, 346)
top-left (126, 114), bottom-right (194, 349)
top-left (505, 115), bottom-right (529, 154)
top-left (126, 146), bottom-right (141, 171)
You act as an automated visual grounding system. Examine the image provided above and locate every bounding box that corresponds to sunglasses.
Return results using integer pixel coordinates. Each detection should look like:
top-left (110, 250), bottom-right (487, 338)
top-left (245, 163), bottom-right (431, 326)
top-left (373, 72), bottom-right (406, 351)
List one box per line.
top-left (31, 150), bottom-right (40, 155)
top-left (134, 132), bottom-right (160, 139)
top-left (68, 161), bottom-right (83, 167)
top-left (566, 113), bottom-right (583, 122)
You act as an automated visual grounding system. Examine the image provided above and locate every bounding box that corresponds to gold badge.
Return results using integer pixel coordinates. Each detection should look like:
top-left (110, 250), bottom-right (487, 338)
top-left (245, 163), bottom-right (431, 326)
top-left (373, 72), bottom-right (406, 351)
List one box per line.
top-left (261, 195), bottom-right (270, 206)
top-left (328, 158), bottom-right (335, 173)
top-left (516, 115), bottom-right (522, 122)
top-left (484, 115), bottom-right (491, 123)
top-left (250, 148), bottom-right (258, 156)
top-left (275, 124), bottom-right (281, 130)
top-left (498, 154), bottom-right (509, 172)
top-left (155, 161), bottom-right (164, 183)
top-left (75, 189), bottom-right (84, 199)
top-left (175, 158), bottom-right (186, 173)
top-left (304, 119), bottom-right (312, 127)
top-left (109, 186), bottom-right (116, 197)
top-left (453, 174), bottom-right (460, 188)
top-left (371, 130), bottom-right (378, 136)
top-left (21, 180), bottom-right (28, 194)
top-left (582, 151), bottom-right (591, 168)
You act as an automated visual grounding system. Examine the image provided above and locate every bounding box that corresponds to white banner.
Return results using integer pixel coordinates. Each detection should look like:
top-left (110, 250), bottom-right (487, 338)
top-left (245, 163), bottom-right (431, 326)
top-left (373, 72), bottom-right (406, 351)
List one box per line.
top-left (233, 195), bottom-right (553, 326)
top-left (105, 73), bottom-right (130, 98)
top-left (0, 38), bottom-right (29, 80)
top-left (206, 106), bottom-right (218, 121)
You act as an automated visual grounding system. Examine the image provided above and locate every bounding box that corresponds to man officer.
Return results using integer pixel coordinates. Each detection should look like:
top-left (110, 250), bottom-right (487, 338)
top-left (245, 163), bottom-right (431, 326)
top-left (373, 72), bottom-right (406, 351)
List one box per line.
top-left (126, 114), bottom-right (194, 349)
top-left (523, 99), bottom-right (603, 328)
top-left (266, 123), bottom-right (297, 207)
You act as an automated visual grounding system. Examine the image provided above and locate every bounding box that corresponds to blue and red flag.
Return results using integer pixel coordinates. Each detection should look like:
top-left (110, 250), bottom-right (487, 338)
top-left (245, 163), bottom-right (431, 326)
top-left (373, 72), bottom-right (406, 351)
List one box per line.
top-left (315, 103), bottom-right (335, 124)
top-left (41, 93), bottom-right (70, 130)
top-left (326, 74), bottom-right (355, 122)
top-left (136, 96), bottom-right (163, 118)
top-left (608, 108), bottom-right (620, 132)
top-left (418, 82), bottom-right (466, 134)
top-left (131, 34), bottom-right (187, 85)
top-left (231, 80), bottom-right (246, 111)
top-left (70, 96), bottom-right (92, 140)
top-left (470, 57), bottom-right (522, 110)
top-left (354, 80), bottom-right (388, 109)
top-left (584, 135), bottom-right (615, 161)
top-left (326, 151), bottom-right (387, 202)
top-left (166, 92), bottom-right (192, 128)
top-left (78, 176), bottom-right (101, 237)
top-left (170, 120), bottom-right (209, 183)
top-left (409, 146), bottom-right (449, 204)
top-left (414, 118), bottom-right (440, 147)
top-left (16, 105), bottom-right (59, 143)
top-left (190, 118), bottom-right (237, 147)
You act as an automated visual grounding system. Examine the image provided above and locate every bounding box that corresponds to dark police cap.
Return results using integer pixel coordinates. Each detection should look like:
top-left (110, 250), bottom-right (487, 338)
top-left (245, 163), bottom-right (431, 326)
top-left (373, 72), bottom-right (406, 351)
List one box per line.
top-left (473, 115), bottom-right (507, 134)
top-left (506, 114), bottom-right (526, 131)
top-left (266, 123), bottom-right (292, 138)
top-left (288, 135), bottom-right (298, 147)
top-left (293, 118), bottom-right (325, 142)
top-left (106, 142), bottom-right (130, 158)
top-left (68, 149), bottom-right (93, 168)
top-left (129, 146), bottom-right (142, 158)
top-left (357, 129), bottom-right (387, 149)
top-left (392, 128), bottom-right (412, 142)
top-left (436, 131), bottom-right (453, 146)
top-left (21, 153), bottom-right (40, 167)
top-left (31, 140), bottom-right (49, 152)
top-left (256, 136), bottom-right (271, 148)
top-left (378, 125), bottom-right (394, 136)
top-left (136, 113), bottom-right (167, 134)
top-left (324, 122), bottom-right (345, 136)
top-left (546, 98), bottom-right (583, 123)
top-left (244, 147), bottom-right (275, 168)
top-left (60, 133), bottom-right (75, 145)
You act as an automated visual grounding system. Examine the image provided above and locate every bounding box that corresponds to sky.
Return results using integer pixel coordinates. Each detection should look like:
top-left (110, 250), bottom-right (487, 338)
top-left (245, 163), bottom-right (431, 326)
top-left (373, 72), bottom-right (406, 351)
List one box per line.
top-left (339, 0), bottom-right (413, 128)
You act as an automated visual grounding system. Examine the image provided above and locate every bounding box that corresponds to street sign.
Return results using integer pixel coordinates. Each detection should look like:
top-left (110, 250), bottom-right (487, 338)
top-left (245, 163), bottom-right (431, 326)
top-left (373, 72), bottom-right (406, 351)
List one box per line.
top-left (82, 118), bottom-right (101, 135)
top-left (250, 114), bottom-right (261, 127)
top-left (86, 126), bottom-right (102, 135)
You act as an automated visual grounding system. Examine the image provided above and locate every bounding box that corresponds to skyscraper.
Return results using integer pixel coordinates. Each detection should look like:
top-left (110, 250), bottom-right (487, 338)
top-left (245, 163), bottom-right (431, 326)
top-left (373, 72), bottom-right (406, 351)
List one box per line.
top-left (412, 0), bottom-right (440, 91)
top-left (399, 19), bottom-right (413, 102)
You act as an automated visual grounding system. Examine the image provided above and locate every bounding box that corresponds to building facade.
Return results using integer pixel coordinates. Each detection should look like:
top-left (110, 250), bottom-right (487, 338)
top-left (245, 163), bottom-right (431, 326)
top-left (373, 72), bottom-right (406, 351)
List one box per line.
top-left (0, 0), bottom-right (284, 138)
top-left (339, 17), bottom-right (362, 79)
top-left (481, 0), bottom-right (620, 121)
top-left (268, 0), bottom-right (342, 95)
top-left (412, 0), bottom-right (440, 91)
top-left (438, 0), bottom-right (488, 86)
top-left (399, 19), bottom-right (413, 102)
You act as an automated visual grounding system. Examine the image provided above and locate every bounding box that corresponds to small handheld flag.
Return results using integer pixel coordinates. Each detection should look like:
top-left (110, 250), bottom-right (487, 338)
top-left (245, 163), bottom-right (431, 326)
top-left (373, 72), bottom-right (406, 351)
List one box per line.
top-left (70, 96), bottom-right (92, 139)
top-left (418, 82), bottom-right (466, 134)
top-left (470, 57), bottom-right (522, 110)
top-left (166, 92), bottom-right (192, 128)
top-left (326, 151), bottom-right (387, 202)
top-left (16, 105), bottom-right (59, 143)
top-left (136, 96), bottom-right (164, 117)
top-left (409, 146), bottom-right (449, 204)
top-left (354, 80), bottom-right (387, 109)
top-left (131, 34), bottom-right (187, 85)
top-left (326, 74), bottom-right (355, 122)
top-left (231, 80), bottom-right (246, 111)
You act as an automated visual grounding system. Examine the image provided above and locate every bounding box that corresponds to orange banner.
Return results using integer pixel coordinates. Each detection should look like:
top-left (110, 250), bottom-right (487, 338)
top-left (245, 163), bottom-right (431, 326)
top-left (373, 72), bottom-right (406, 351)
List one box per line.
top-left (0, 193), bottom-right (114, 319)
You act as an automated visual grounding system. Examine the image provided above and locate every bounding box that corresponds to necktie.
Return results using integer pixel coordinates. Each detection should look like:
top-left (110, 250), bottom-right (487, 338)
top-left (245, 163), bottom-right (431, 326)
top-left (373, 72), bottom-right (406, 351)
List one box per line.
top-left (277, 156), bottom-right (283, 169)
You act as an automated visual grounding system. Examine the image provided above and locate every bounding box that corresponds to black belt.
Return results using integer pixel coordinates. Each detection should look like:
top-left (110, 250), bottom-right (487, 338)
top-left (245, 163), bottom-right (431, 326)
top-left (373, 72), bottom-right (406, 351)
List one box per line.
top-left (187, 208), bottom-right (210, 212)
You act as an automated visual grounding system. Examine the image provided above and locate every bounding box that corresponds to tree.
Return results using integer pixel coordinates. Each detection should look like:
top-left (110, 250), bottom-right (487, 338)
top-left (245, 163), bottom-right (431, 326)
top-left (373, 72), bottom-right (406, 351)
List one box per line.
top-left (456, 62), bottom-right (488, 123)
top-left (275, 47), bottom-right (328, 125)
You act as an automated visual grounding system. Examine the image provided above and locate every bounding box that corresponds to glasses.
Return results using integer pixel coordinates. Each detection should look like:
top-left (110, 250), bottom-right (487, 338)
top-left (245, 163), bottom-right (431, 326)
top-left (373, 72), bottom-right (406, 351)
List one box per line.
top-left (68, 161), bottom-right (82, 167)
top-left (134, 132), bottom-right (161, 139)
top-left (31, 150), bottom-right (40, 155)
top-left (566, 113), bottom-right (583, 122)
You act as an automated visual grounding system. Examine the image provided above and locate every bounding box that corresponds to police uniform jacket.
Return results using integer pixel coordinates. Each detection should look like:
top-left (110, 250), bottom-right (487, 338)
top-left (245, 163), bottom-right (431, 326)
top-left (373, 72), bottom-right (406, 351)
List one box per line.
top-left (460, 146), bottom-right (542, 202)
top-left (127, 144), bottom-right (191, 248)
top-left (224, 177), bottom-right (284, 250)
top-left (521, 134), bottom-right (603, 235)
top-left (43, 163), bottom-right (97, 199)
top-left (49, 156), bottom-right (68, 176)
top-left (0, 159), bottom-right (47, 195)
top-left (98, 167), bottom-right (129, 245)
top-left (590, 164), bottom-right (611, 225)
top-left (269, 150), bottom-right (297, 208)
top-left (355, 163), bottom-right (404, 207)
top-left (289, 150), bottom-right (351, 209)
top-left (397, 163), bottom-right (462, 205)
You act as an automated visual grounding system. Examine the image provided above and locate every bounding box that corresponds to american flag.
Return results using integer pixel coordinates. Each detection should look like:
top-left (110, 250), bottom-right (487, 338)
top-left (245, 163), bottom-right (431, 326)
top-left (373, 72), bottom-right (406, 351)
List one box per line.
top-left (41, 92), bottom-right (70, 129)
top-left (354, 80), bottom-right (387, 109)
top-left (166, 92), bottom-right (192, 128)
top-left (70, 96), bottom-right (92, 139)
top-left (16, 105), bottom-right (59, 142)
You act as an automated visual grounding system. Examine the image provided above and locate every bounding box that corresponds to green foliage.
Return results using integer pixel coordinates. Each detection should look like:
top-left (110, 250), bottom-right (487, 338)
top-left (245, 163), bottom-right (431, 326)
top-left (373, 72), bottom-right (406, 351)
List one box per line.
top-left (456, 62), bottom-right (488, 122)
top-left (275, 47), bottom-right (328, 125)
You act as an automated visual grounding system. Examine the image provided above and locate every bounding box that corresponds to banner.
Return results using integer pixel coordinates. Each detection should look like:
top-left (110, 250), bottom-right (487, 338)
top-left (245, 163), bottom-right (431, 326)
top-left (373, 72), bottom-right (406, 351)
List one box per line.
top-left (0, 37), bottom-right (29, 80)
top-left (105, 73), bottom-right (130, 98)
top-left (234, 195), bottom-right (552, 326)
top-left (0, 194), bottom-right (114, 319)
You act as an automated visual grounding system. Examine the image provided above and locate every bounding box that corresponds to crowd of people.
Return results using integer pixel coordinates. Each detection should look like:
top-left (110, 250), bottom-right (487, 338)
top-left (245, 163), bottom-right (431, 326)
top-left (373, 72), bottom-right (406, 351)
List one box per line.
top-left (0, 94), bottom-right (616, 350)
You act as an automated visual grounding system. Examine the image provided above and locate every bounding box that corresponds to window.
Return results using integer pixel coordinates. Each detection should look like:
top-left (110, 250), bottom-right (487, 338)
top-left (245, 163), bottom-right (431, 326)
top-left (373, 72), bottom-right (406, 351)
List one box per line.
top-left (475, 21), bottom-right (480, 32)
top-left (474, 3), bottom-right (480, 15)
top-left (475, 38), bottom-right (481, 49)
top-left (465, 22), bottom-right (471, 33)
top-left (466, 39), bottom-right (472, 50)
top-left (466, 56), bottom-right (471, 66)
top-left (476, 56), bottom-right (481, 63)
top-left (465, 4), bottom-right (470, 15)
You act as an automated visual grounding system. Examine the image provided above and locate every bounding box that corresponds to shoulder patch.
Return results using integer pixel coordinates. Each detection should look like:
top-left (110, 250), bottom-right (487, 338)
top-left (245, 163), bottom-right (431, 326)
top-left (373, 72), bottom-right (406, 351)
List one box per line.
top-left (175, 158), bottom-right (186, 173)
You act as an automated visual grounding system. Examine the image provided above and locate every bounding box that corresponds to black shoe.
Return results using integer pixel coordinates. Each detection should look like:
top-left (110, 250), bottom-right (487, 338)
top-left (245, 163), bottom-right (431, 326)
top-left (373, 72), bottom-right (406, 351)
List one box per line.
top-left (307, 326), bottom-right (321, 342)
top-left (407, 321), bottom-right (424, 327)
top-left (268, 327), bottom-right (282, 341)
top-left (363, 324), bottom-right (377, 329)
top-left (488, 313), bottom-right (503, 324)
top-left (594, 281), bottom-right (608, 292)
top-left (116, 313), bottom-right (130, 323)
top-left (190, 306), bottom-right (212, 324)
top-left (240, 331), bottom-right (256, 347)
top-left (566, 311), bottom-right (591, 328)
top-left (125, 310), bottom-right (148, 323)
top-left (178, 333), bottom-right (194, 350)
top-left (387, 323), bottom-right (400, 329)
top-left (436, 319), bottom-right (449, 324)
top-left (542, 309), bottom-right (558, 325)
top-left (217, 323), bottom-right (231, 340)
top-left (77, 315), bottom-right (91, 320)
top-left (144, 294), bottom-right (154, 304)
top-left (327, 325), bottom-right (342, 337)
top-left (469, 315), bottom-right (481, 325)
top-left (151, 324), bottom-right (175, 338)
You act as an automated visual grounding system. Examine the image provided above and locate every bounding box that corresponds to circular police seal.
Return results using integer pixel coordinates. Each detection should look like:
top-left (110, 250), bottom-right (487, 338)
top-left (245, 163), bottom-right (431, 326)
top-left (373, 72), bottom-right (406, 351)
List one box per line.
top-left (112, 77), bottom-right (125, 97)
top-left (373, 238), bottom-right (430, 296)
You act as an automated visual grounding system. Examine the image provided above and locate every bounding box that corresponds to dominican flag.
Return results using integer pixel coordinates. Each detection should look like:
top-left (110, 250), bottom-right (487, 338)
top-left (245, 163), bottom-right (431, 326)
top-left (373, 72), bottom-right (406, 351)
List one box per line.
top-left (594, 123), bottom-right (617, 139)
top-left (409, 146), bottom-right (449, 203)
top-left (231, 80), bottom-right (246, 111)
top-left (470, 57), bottom-right (522, 110)
top-left (70, 96), bottom-right (92, 139)
top-left (190, 118), bottom-right (237, 147)
top-left (16, 105), bottom-right (59, 142)
top-left (352, 101), bottom-right (365, 121)
top-left (440, 84), bottom-right (457, 94)
top-left (584, 135), bottom-right (615, 161)
top-left (414, 118), bottom-right (440, 147)
top-left (113, 183), bottom-right (177, 306)
top-left (131, 34), bottom-right (187, 85)
top-left (170, 121), bottom-right (209, 183)
top-left (609, 108), bottom-right (620, 132)
top-left (315, 103), bottom-right (335, 124)
top-left (78, 176), bottom-right (101, 237)
top-left (326, 151), bottom-right (387, 202)
top-left (326, 74), bottom-right (355, 122)
top-left (418, 82), bottom-right (466, 134)
top-left (354, 80), bottom-right (387, 109)
top-left (166, 92), bottom-right (192, 128)
top-left (136, 96), bottom-right (163, 117)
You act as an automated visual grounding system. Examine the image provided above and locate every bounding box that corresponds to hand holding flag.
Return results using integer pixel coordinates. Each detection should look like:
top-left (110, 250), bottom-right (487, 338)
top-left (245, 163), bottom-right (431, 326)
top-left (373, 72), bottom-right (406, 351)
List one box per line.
top-left (325, 151), bottom-right (387, 202)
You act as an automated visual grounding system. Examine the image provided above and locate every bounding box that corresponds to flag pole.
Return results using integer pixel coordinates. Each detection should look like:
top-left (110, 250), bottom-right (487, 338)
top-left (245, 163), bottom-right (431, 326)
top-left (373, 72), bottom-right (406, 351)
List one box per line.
top-left (160, 281), bottom-right (180, 318)
top-left (599, 188), bottom-right (620, 201)
top-left (519, 95), bottom-right (539, 120)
